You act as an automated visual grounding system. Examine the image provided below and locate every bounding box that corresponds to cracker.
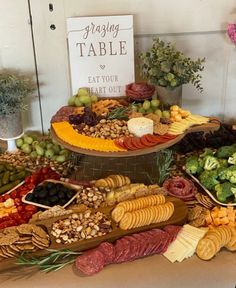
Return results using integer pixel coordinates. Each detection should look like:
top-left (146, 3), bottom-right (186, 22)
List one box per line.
top-left (154, 123), bottom-right (169, 135)
top-left (16, 224), bottom-right (34, 235)
top-left (0, 234), bottom-right (19, 246)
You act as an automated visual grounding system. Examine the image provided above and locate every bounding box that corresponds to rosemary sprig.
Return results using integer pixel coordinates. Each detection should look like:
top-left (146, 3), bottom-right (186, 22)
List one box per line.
top-left (16, 249), bottom-right (81, 273)
top-left (107, 106), bottom-right (130, 120)
top-left (147, 149), bottom-right (174, 185)
top-left (107, 103), bottom-right (139, 120)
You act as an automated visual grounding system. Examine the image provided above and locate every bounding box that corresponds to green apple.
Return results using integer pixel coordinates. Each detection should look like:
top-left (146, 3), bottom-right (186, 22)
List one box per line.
top-left (78, 88), bottom-right (89, 96)
top-left (154, 109), bottom-right (163, 117)
top-left (151, 99), bottom-right (160, 108)
top-left (68, 95), bottom-right (77, 106)
top-left (142, 100), bottom-right (151, 111)
top-left (79, 95), bottom-right (91, 105)
top-left (146, 108), bottom-right (153, 114)
top-left (16, 138), bottom-right (24, 148)
top-left (162, 110), bottom-right (170, 118)
top-left (138, 107), bottom-right (146, 113)
top-left (24, 136), bottom-right (33, 145)
top-left (90, 95), bottom-right (98, 103)
top-left (21, 143), bottom-right (31, 154)
top-left (74, 97), bottom-right (83, 107)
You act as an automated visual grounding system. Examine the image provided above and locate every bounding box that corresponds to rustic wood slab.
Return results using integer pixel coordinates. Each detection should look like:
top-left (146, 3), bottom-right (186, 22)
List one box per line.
top-left (50, 121), bottom-right (220, 158)
top-left (0, 196), bottom-right (187, 272)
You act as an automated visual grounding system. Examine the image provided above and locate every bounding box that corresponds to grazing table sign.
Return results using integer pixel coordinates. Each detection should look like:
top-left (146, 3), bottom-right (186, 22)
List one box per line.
top-left (67, 15), bottom-right (134, 97)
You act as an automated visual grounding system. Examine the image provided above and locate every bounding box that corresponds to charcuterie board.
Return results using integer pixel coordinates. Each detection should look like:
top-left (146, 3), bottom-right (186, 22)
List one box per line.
top-left (51, 121), bottom-right (219, 157)
top-left (0, 196), bottom-right (187, 272)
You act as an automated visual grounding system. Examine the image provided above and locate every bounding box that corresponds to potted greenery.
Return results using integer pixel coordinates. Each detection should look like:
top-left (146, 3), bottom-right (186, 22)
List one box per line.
top-left (0, 69), bottom-right (36, 147)
top-left (140, 38), bottom-right (205, 105)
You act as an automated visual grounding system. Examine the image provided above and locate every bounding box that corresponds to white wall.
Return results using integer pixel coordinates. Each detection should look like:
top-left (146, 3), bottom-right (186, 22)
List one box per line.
top-left (0, 0), bottom-right (42, 132)
top-left (1, 0), bottom-right (236, 132)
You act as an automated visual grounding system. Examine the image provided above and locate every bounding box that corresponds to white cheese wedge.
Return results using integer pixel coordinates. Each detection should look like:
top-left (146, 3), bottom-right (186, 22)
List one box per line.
top-left (163, 224), bottom-right (208, 263)
top-left (127, 117), bottom-right (154, 137)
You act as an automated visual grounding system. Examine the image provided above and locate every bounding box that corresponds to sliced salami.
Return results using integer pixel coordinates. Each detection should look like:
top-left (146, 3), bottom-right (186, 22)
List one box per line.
top-left (123, 235), bottom-right (140, 261)
top-left (163, 225), bottom-right (182, 242)
top-left (115, 238), bottom-right (130, 263)
top-left (97, 242), bottom-right (115, 265)
top-left (76, 250), bottom-right (105, 276)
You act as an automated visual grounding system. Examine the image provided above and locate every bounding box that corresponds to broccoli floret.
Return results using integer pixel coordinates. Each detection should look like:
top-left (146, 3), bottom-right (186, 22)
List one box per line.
top-left (216, 145), bottom-right (236, 159)
top-left (199, 170), bottom-right (219, 190)
top-left (185, 156), bottom-right (203, 175)
top-left (228, 152), bottom-right (236, 165)
top-left (218, 165), bottom-right (236, 184)
top-left (203, 156), bottom-right (220, 171)
top-left (231, 187), bottom-right (236, 202)
top-left (218, 158), bottom-right (229, 168)
top-left (215, 182), bottom-right (234, 203)
top-left (199, 148), bottom-right (214, 158)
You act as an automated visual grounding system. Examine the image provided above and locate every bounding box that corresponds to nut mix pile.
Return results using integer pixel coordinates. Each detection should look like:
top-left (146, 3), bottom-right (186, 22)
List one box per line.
top-left (75, 119), bottom-right (131, 139)
top-left (75, 187), bottom-right (107, 209)
top-left (51, 211), bottom-right (112, 244)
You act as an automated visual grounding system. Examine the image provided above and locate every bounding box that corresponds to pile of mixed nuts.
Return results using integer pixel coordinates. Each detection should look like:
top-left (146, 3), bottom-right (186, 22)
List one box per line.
top-left (75, 119), bottom-right (131, 139)
top-left (75, 186), bottom-right (109, 209)
top-left (51, 211), bottom-right (112, 244)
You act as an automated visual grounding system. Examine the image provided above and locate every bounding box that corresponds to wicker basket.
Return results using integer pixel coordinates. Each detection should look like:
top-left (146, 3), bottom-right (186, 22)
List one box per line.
top-left (70, 152), bottom-right (160, 184)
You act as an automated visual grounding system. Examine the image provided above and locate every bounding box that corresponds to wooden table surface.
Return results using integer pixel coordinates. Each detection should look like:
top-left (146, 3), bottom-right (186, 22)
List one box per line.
top-left (0, 251), bottom-right (235, 288)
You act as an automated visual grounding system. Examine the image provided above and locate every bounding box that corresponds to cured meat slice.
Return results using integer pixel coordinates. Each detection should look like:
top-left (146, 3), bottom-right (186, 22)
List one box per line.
top-left (147, 229), bottom-right (166, 255)
top-left (163, 176), bottom-right (197, 201)
top-left (115, 238), bottom-right (131, 263)
top-left (132, 233), bottom-right (147, 257)
top-left (163, 225), bottom-right (182, 242)
top-left (123, 235), bottom-right (140, 261)
top-left (76, 250), bottom-right (105, 276)
top-left (97, 242), bottom-right (115, 265)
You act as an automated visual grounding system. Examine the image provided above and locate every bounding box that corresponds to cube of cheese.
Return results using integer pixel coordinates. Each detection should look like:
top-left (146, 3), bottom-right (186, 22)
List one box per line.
top-left (127, 117), bottom-right (154, 137)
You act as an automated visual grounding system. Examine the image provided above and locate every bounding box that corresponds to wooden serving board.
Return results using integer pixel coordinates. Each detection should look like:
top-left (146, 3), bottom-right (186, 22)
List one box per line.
top-left (50, 121), bottom-right (220, 158)
top-left (0, 196), bottom-right (187, 272)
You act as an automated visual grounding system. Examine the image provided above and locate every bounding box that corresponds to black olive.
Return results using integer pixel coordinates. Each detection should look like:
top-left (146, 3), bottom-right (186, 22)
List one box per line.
top-left (67, 190), bottom-right (74, 199)
top-left (39, 199), bottom-right (51, 206)
top-left (45, 182), bottom-right (54, 190)
top-left (48, 188), bottom-right (57, 196)
top-left (37, 189), bottom-right (48, 199)
top-left (55, 183), bottom-right (63, 190)
top-left (49, 196), bottom-right (59, 204)
top-left (25, 193), bottom-right (34, 201)
top-left (58, 190), bottom-right (65, 199)
top-left (59, 199), bottom-right (68, 206)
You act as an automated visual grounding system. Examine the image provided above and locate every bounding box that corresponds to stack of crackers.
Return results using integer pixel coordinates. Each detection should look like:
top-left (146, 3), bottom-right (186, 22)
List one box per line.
top-left (196, 225), bottom-right (236, 260)
top-left (0, 224), bottom-right (50, 259)
top-left (112, 194), bottom-right (174, 230)
top-left (94, 175), bottom-right (131, 189)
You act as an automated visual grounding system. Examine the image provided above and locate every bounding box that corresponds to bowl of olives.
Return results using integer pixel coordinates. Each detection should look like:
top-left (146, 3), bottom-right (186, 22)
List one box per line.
top-left (22, 180), bottom-right (81, 209)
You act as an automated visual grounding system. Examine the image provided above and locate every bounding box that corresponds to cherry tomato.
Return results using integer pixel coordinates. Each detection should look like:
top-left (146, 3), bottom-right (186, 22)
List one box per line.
top-left (14, 198), bottom-right (22, 206)
top-left (0, 196), bottom-right (5, 203)
top-left (25, 205), bottom-right (37, 213)
top-left (10, 190), bottom-right (18, 199)
top-left (4, 219), bottom-right (17, 227)
top-left (3, 194), bottom-right (10, 201)
top-left (0, 222), bottom-right (8, 229)
top-left (17, 205), bottom-right (24, 212)
top-left (19, 190), bottom-right (29, 198)
top-left (17, 218), bottom-right (27, 225)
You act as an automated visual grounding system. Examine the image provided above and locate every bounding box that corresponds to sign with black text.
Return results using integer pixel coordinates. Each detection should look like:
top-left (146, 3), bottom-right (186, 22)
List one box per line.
top-left (67, 15), bottom-right (134, 97)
